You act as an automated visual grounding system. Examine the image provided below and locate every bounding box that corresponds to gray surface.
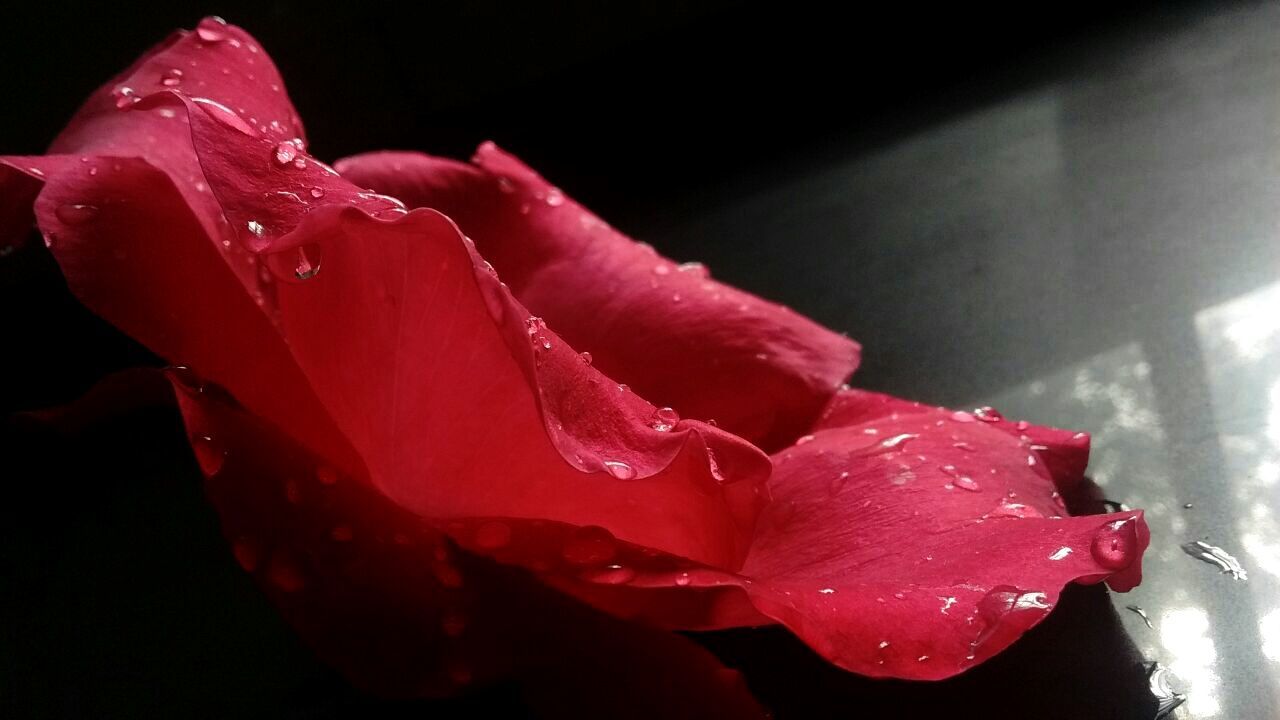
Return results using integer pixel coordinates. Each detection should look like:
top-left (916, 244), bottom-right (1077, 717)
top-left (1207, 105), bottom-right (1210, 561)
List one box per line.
top-left (642, 3), bottom-right (1280, 718)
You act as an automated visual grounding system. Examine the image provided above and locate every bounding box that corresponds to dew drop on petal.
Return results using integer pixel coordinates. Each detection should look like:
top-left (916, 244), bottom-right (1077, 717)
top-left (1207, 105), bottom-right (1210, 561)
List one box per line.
top-left (1049, 546), bottom-right (1072, 561)
top-left (274, 141), bottom-right (298, 165)
top-left (881, 433), bottom-right (918, 449)
top-left (649, 406), bottom-right (679, 432)
top-left (579, 351), bottom-right (593, 365)
top-left (54, 204), bottom-right (99, 226)
top-left (309, 186), bottom-right (325, 199)
top-left (191, 434), bottom-right (226, 475)
top-left (160, 68), bottom-right (183, 87)
top-left (603, 460), bottom-right (635, 480)
top-left (582, 563), bottom-right (635, 584)
top-left (1090, 518), bottom-right (1138, 569)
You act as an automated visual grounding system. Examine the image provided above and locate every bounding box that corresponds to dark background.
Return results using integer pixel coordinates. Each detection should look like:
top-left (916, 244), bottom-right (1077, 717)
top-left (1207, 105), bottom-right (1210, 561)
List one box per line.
top-left (5, 1), bottom-right (1275, 718)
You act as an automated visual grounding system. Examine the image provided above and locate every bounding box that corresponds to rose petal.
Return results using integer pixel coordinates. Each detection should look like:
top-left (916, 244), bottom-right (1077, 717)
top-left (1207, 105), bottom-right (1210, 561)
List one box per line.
top-left (168, 372), bottom-right (766, 717)
top-left (814, 388), bottom-right (1092, 492)
top-left (718, 390), bottom-right (1148, 680)
top-left (333, 147), bottom-right (860, 450)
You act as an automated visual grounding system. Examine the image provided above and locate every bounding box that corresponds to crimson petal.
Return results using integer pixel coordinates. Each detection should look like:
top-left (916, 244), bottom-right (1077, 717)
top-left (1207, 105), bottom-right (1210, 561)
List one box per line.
top-left (333, 148), bottom-right (861, 450)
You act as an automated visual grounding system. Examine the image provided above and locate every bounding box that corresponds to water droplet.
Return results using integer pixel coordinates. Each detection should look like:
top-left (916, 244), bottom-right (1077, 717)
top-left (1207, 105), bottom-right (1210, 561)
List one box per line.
top-left (246, 220), bottom-right (265, 239)
top-left (675, 572), bottom-right (691, 586)
top-left (989, 501), bottom-right (1043, 519)
top-left (474, 520), bottom-right (512, 549)
top-left (953, 475), bottom-right (981, 492)
top-left (160, 68), bottom-right (183, 87)
top-left (952, 442), bottom-right (975, 452)
top-left (579, 351), bottom-right (593, 365)
top-left (1125, 604), bottom-right (1153, 629)
top-left (582, 563), bottom-right (635, 584)
top-left (878, 640), bottom-right (890, 649)
top-left (562, 526), bottom-right (616, 565)
top-left (649, 407), bottom-right (679, 432)
top-left (603, 460), bottom-right (635, 480)
top-left (973, 406), bottom-right (1004, 422)
top-left (1048, 546), bottom-right (1072, 561)
top-left (54, 204), bottom-right (99, 226)
top-left (112, 86), bottom-right (139, 110)
top-left (819, 587), bottom-right (836, 594)
top-left (881, 433), bottom-right (918, 449)
top-left (231, 538), bottom-right (258, 571)
top-left (274, 140), bottom-right (298, 165)
top-left (1183, 502), bottom-right (1194, 509)
top-left (1180, 539), bottom-right (1247, 580)
top-left (291, 244), bottom-right (322, 280)
top-left (795, 434), bottom-right (816, 446)
top-left (316, 465), bottom-right (338, 485)
top-left (330, 525), bottom-right (353, 542)
top-left (1051, 491), bottom-right (1067, 512)
top-left (309, 186), bottom-right (325, 199)
top-left (829, 470), bottom-right (850, 495)
top-left (951, 410), bottom-right (975, 423)
top-left (1147, 661), bottom-right (1188, 718)
top-left (191, 434), bottom-right (225, 475)
top-left (196, 25), bottom-right (226, 42)
top-left (677, 261), bottom-right (709, 277)
top-left (917, 655), bottom-right (930, 662)
top-left (545, 188), bottom-right (564, 206)
top-left (1090, 518), bottom-right (1139, 569)
top-left (1016, 420), bottom-right (1030, 431)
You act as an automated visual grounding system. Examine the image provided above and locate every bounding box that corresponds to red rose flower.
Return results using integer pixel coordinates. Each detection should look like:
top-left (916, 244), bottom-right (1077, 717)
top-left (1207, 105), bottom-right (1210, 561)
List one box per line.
top-left (0, 16), bottom-right (1148, 710)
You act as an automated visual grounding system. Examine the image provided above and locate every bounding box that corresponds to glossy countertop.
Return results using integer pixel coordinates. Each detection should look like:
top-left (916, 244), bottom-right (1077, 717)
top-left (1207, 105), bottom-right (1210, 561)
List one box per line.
top-left (644, 3), bottom-right (1280, 717)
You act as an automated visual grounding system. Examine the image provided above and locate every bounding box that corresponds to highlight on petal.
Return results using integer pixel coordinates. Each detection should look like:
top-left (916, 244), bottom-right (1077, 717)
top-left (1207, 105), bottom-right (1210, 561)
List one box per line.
top-left (334, 147), bottom-right (861, 450)
top-left (722, 390), bottom-right (1147, 680)
top-left (178, 95), bottom-right (770, 569)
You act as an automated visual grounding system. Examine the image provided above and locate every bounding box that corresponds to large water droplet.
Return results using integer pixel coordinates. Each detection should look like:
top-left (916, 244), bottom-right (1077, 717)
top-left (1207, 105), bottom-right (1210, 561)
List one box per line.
top-left (677, 261), bottom-right (709, 278)
top-left (191, 434), bottom-right (226, 475)
top-left (474, 520), bottom-right (512, 550)
top-left (582, 563), bottom-right (635, 584)
top-left (545, 188), bottom-right (565, 206)
top-left (972, 406), bottom-right (1004, 422)
top-left (881, 433), bottom-right (918, 449)
top-left (562, 525), bottom-right (616, 565)
top-left (112, 86), bottom-right (139, 110)
top-left (55, 204), bottom-right (99, 226)
top-left (1048, 546), bottom-right (1072, 561)
top-left (1090, 518), bottom-right (1138, 569)
top-left (649, 406), bottom-right (679, 432)
top-left (196, 25), bottom-right (227, 43)
top-left (274, 140), bottom-right (298, 165)
top-left (603, 460), bottom-right (635, 480)
top-left (1180, 539), bottom-right (1247, 580)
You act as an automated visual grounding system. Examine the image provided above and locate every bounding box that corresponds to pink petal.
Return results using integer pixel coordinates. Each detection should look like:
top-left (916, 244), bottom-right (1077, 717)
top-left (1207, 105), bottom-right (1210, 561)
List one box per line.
top-left (333, 147), bottom-right (861, 450)
top-left (169, 372), bottom-right (766, 717)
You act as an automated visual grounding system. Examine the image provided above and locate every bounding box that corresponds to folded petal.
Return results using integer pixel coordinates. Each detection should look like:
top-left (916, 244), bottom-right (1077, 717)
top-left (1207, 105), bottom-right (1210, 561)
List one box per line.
top-left (334, 148), bottom-right (860, 450)
top-left (169, 372), bottom-right (766, 718)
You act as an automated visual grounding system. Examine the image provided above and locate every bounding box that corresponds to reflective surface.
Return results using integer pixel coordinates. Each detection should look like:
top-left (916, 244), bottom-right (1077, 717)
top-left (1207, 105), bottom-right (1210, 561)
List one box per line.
top-left (642, 3), bottom-right (1280, 717)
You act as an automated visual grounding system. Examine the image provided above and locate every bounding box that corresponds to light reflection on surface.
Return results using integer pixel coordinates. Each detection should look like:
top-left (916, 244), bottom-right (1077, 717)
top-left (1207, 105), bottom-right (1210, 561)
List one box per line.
top-left (975, 282), bottom-right (1280, 717)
